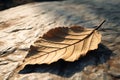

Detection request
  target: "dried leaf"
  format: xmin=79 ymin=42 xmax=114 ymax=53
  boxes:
xmin=23 ymin=26 xmax=101 ymax=66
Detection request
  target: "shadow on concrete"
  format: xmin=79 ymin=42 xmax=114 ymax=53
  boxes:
xmin=0 ymin=0 xmax=64 ymax=10
xmin=35 ymin=0 xmax=64 ymax=2
xmin=66 ymin=0 xmax=120 ymax=27
xmin=19 ymin=44 xmax=113 ymax=77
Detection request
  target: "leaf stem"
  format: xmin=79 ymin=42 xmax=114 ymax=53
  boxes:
xmin=95 ymin=20 xmax=106 ymax=30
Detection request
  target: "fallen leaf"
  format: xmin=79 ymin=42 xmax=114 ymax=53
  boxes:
xmin=23 ymin=25 xmax=101 ymax=66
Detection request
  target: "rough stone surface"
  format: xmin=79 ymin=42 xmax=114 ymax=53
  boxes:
xmin=0 ymin=0 xmax=120 ymax=80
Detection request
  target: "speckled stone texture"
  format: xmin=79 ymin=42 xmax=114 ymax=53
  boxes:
xmin=0 ymin=0 xmax=120 ymax=80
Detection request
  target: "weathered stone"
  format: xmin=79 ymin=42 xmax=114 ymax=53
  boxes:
xmin=108 ymin=57 xmax=120 ymax=78
xmin=0 ymin=62 xmax=19 ymax=80
xmin=0 ymin=0 xmax=120 ymax=80
xmin=83 ymin=66 xmax=97 ymax=74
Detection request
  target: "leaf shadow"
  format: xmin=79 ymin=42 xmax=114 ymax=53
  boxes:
xmin=19 ymin=44 xmax=113 ymax=77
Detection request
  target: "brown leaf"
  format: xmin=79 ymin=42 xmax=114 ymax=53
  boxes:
xmin=23 ymin=26 xmax=101 ymax=66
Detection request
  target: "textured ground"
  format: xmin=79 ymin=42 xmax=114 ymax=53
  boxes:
xmin=0 ymin=0 xmax=120 ymax=80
